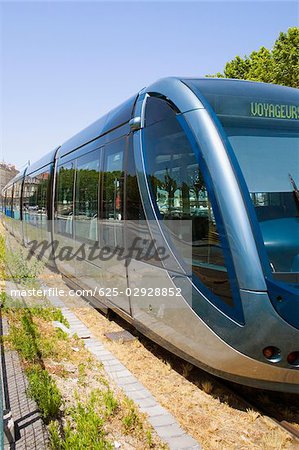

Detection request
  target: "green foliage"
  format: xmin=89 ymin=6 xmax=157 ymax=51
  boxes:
xmin=6 ymin=247 xmax=44 ymax=284
xmin=27 ymin=366 xmax=62 ymax=422
xmin=49 ymin=391 xmax=114 ymax=450
xmin=146 ymin=429 xmax=153 ymax=447
xmin=78 ymin=362 xmax=86 ymax=385
xmin=209 ymin=27 xmax=299 ymax=88
xmin=272 ymin=27 xmax=299 ymax=88
xmin=28 ymin=306 xmax=69 ymax=328
xmin=4 ymin=296 xmax=124 ymax=449
xmin=9 ymin=310 xmax=41 ymax=361
xmin=102 ymin=389 xmax=118 ymax=417
xmin=55 ymin=327 xmax=69 ymax=340
xmin=223 ymin=55 xmax=252 ymax=80
xmin=8 ymin=306 xmax=70 ymax=362
xmin=7 ymin=306 xmax=63 ymax=422
xmin=6 ymin=304 xmax=69 ymax=326
xmin=0 ymin=233 xmax=6 ymax=278
xmin=49 ymin=421 xmax=63 ymax=450
xmin=48 ymin=421 xmax=62 ymax=449
xmin=0 ymin=291 xmax=10 ymax=309
xmin=122 ymin=398 xmax=143 ymax=433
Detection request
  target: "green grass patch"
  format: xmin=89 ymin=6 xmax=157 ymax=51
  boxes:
xmin=0 ymin=233 xmax=6 ymax=279
xmin=7 ymin=306 xmax=70 ymax=362
xmin=9 ymin=310 xmax=41 ymax=361
xmin=122 ymin=397 xmax=143 ymax=434
xmin=102 ymin=389 xmax=118 ymax=418
xmin=0 ymin=291 xmax=8 ymax=307
xmin=27 ymin=366 xmax=62 ymax=422
xmin=24 ymin=305 xmax=69 ymax=328
xmin=6 ymin=247 xmax=43 ymax=285
xmin=48 ymin=389 xmax=118 ymax=449
xmin=6 ymin=306 xmax=65 ymax=423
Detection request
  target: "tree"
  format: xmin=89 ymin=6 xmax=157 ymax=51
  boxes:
xmin=223 ymin=55 xmax=252 ymax=80
xmin=246 ymin=47 xmax=274 ymax=83
xmin=208 ymin=27 xmax=299 ymax=88
xmin=272 ymin=28 xmax=299 ymax=88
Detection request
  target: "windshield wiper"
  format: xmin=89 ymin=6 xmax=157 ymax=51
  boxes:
xmin=289 ymin=173 xmax=299 ymax=205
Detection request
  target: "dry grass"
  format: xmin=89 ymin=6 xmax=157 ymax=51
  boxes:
xmin=246 ymin=409 xmax=260 ymax=423
xmin=201 ymin=380 xmax=214 ymax=395
xmin=260 ymin=429 xmax=291 ymax=450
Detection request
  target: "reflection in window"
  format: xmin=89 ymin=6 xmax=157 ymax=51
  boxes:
xmin=126 ymin=135 xmax=145 ymax=220
xmin=12 ymin=182 xmax=21 ymax=219
xmin=74 ymin=150 xmax=100 ymax=241
xmin=56 ymin=162 xmax=75 ymax=235
xmin=5 ymin=186 xmax=13 ymax=217
xmin=102 ymin=139 xmax=125 ymax=249
xmin=103 ymin=140 xmax=124 ymax=221
xmin=144 ymin=97 xmax=233 ymax=305
xmin=226 ymin=125 xmax=299 ymax=274
xmin=251 ymin=192 xmax=299 ymax=222
xmin=23 ymin=168 xmax=50 ymax=225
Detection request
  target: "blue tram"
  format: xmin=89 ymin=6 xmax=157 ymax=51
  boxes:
xmin=2 ymin=78 xmax=299 ymax=392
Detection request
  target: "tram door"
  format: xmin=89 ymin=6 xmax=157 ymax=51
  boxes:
xmin=100 ymin=137 xmax=131 ymax=315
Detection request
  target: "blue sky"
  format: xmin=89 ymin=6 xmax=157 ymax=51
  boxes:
xmin=1 ymin=1 xmax=298 ymax=169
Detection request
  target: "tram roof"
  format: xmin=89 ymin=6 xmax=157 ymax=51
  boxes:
xmin=182 ymin=77 xmax=299 ymax=103
xmin=58 ymin=95 xmax=137 ymax=159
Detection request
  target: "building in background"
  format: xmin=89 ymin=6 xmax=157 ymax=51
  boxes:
xmin=0 ymin=162 xmax=19 ymax=202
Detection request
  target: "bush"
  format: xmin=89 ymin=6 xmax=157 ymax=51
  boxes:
xmin=6 ymin=248 xmax=43 ymax=284
xmin=27 ymin=366 xmax=62 ymax=422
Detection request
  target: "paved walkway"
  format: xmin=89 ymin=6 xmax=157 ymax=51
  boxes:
xmin=1 ymin=318 xmax=48 ymax=450
xmin=46 ymin=284 xmax=201 ymax=450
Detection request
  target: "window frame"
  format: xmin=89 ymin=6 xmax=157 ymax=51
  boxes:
xmin=101 ymin=136 xmax=126 ymax=222
xmin=73 ymin=147 xmax=101 ymax=243
xmin=55 ymin=159 xmax=76 ymax=237
xmin=142 ymin=95 xmax=243 ymax=322
xmin=23 ymin=165 xmax=52 ymax=223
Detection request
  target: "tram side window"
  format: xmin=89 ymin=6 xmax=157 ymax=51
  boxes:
xmin=144 ymin=97 xmax=233 ymax=306
xmin=12 ymin=181 xmax=21 ymax=220
xmin=36 ymin=171 xmax=50 ymax=219
xmin=74 ymin=149 xmax=100 ymax=242
xmin=56 ymin=161 xmax=75 ymax=236
xmin=126 ymin=135 xmax=145 ymax=220
xmin=23 ymin=167 xmax=51 ymax=225
xmin=102 ymin=138 xmax=125 ymax=248
xmin=6 ymin=186 xmax=13 ymax=217
xmin=1 ymin=193 xmax=5 ymax=214
xmin=103 ymin=139 xmax=124 ymax=221
xmin=23 ymin=176 xmax=38 ymax=216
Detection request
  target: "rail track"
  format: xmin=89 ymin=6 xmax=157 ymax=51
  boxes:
xmin=220 ymin=380 xmax=299 ymax=443
xmin=105 ymin=303 xmax=299 ymax=445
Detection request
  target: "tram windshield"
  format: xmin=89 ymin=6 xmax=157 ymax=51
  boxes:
xmin=183 ymin=79 xmax=299 ymax=280
xmin=225 ymin=120 xmax=299 ymax=277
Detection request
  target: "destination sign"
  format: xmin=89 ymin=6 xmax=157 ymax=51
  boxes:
xmin=250 ymin=102 xmax=299 ymax=120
